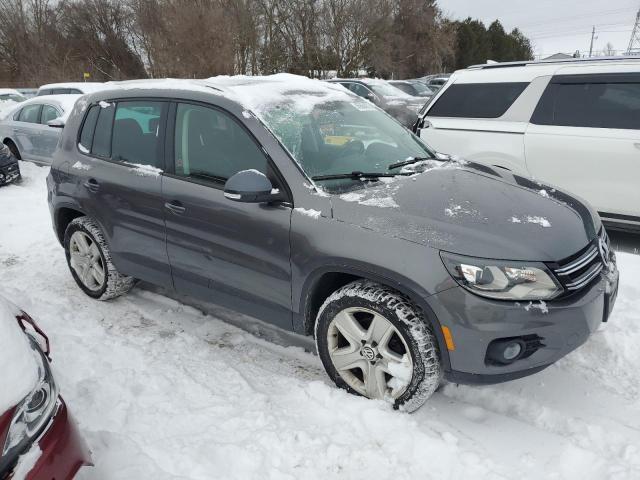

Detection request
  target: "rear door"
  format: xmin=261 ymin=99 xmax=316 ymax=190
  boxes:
xmin=39 ymin=104 xmax=63 ymax=162
xmin=73 ymin=99 xmax=172 ymax=287
xmin=525 ymin=73 xmax=640 ymax=224
xmin=13 ymin=104 xmax=42 ymax=162
xmin=161 ymin=101 xmax=293 ymax=329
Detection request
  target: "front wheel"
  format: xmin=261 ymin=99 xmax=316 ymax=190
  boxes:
xmin=64 ymin=216 xmax=136 ymax=300
xmin=315 ymin=280 xmax=442 ymax=412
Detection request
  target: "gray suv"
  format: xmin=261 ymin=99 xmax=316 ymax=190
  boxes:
xmin=47 ymin=76 xmax=619 ymax=412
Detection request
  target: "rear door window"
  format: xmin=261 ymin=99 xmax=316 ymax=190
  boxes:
xmin=427 ymin=82 xmax=529 ymax=118
xmin=18 ymin=104 xmax=42 ymax=123
xmin=41 ymin=105 xmax=59 ymax=124
xmin=112 ymin=101 xmax=164 ymax=167
xmin=531 ymin=74 xmax=640 ymax=130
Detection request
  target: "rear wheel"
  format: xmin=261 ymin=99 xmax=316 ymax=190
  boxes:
xmin=315 ymin=280 xmax=442 ymax=412
xmin=64 ymin=217 xmax=136 ymax=300
xmin=4 ymin=140 xmax=21 ymax=160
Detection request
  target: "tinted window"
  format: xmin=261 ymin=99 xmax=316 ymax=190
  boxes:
xmin=531 ymin=80 xmax=640 ymax=130
xmin=37 ymin=89 xmax=51 ymax=96
xmin=68 ymin=89 xmax=82 ymax=94
xmin=349 ymin=83 xmax=371 ymax=98
xmin=112 ymin=101 xmax=163 ymax=167
xmin=41 ymin=105 xmax=59 ymax=124
xmin=79 ymin=105 xmax=100 ymax=153
xmin=51 ymin=88 xmax=70 ymax=95
xmin=427 ymin=82 xmax=529 ymax=118
xmin=391 ymin=83 xmax=414 ymax=95
xmin=18 ymin=104 xmax=41 ymax=123
xmin=91 ymin=105 xmax=115 ymax=158
xmin=174 ymin=103 xmax=267 ymax=182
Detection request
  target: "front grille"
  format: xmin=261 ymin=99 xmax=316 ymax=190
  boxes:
xmin=552 ymin=229 xmax=608 ymax=293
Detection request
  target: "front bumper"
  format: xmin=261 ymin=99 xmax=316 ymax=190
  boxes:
xmin=429 ymin=263 xmax=619 ymax=385
xmin=0 ymin=162 xmax=20 ymax=186
xmin=8 ymin=398 xmax=91 ymax=480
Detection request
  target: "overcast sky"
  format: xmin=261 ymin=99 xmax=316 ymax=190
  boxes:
xmin=438 ymin=0 xmax=639 ymax=58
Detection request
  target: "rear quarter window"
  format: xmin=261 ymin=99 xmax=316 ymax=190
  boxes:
xmin=78 ymin=105 xmax=100 ymax=153
xmin=531 ymin=74 xmax=640 ymax=130
xmin=427 ymin=82 xmax=529 ymax=118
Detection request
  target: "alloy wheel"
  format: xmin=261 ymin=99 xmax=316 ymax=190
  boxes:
xmin=69 ymin=231 xmax=106 ymax=291
xmin=327 ymin=307 xmax=413 ymax=401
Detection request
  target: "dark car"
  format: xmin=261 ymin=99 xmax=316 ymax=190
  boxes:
xmin=417 ymin=74 xmax=451 ymax=91
xmin=0 ymin=143 xmax=20 ymax=186
xmin=328 ymin=78 xmax=428 ymax=128
xmin=0 ymin=294 xmax=91 ymax=479
xmin=47 ymin=75 xmax=619 ymax=412
xmin=389 ymin=80 xmax=435 ymax=98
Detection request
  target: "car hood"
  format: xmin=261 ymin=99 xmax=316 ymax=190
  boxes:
xmin=0 ymin=296 xmax=39 ymax=416
xmin=330 ymin=160 xmax=600 ymax=261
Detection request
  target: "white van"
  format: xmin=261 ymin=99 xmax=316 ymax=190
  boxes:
xmin=416 ymin=57 xmax=640 ymax=232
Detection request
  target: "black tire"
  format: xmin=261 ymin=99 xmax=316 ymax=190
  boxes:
xmin=5 ymin=140 xmax=21 ymax=160
xmin=64 ymin=216 xmax=136 ymax=300
xmin=315 ymin=280 xmax=442 ymax=412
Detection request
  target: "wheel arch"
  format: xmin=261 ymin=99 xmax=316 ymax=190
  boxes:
xmin=3 ymin=137 xmax=20 ymax=159
xmin=298 ymin=265 xmax=451 ymax=371
xmin=54 ymin=205 xmax=87 ymax=245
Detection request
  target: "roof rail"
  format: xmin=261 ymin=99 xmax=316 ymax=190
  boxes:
xmin=467 ymin=56 xmax=640 ymax=70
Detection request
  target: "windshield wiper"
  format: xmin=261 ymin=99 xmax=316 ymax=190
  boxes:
xmin=312 ymin=171 xmax=410 ymax=182
xmin=387 ymin=157 xmax=433 ymax=170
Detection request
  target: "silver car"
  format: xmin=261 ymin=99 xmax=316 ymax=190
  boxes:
xmin=0 ymin=95 xmax=80 ymax=165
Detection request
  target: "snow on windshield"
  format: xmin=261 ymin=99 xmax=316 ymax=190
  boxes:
xmin=0 ymin=296 xmax=39 ymax=413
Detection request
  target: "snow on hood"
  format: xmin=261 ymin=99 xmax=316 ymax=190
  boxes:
xmin=330 ymin=160 xmax=599 ymax=261
xmin=0 ymin=295 xmax=39 ymax=413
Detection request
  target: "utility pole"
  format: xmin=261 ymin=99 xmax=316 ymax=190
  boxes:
xmin=627 ymin=8 xmax=640 ymax=55
xmin=589 ymin=26 xmax=596 ymax=57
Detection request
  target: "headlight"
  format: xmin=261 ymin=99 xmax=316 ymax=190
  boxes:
xmin=1 ymin=337 xmax=58 ymax=469
xmin=441 ymin=252 xmax=563 ymax=300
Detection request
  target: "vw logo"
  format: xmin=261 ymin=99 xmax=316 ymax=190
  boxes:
xmin=598 ymin=237 xmax=610 ymax=267
xmin=361 ymin=346 xmax=376 ymax=361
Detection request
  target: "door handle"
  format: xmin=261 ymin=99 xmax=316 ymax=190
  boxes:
xmin=164 ymin=201 xmax=186 ymax=215
xmin=83 ymin=178 xmax=100 ymax=193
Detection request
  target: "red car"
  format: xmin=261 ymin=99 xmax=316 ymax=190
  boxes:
xmin=0 ymin=295 xmax=91 ymax=479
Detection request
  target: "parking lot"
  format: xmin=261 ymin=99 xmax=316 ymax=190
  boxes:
xmin=1 ymin=161 xmax=639 ymax=479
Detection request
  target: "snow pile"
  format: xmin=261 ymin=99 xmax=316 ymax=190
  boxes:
xmin=294 ymin=207 xmax=321 ymax=219
xmin=3 ymin=161 xmax=640 ymax=479
xmin=11 ymin=444 xmax=41 ymax=479
xmin=0 ymin=295 xmax=38 ymax=413
xmin=123 ymin=162 xmax=162 ymax=177
xmin=72 ymin=161 xmax=91 ymax=171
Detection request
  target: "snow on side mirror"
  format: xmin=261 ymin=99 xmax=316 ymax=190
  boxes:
xmin=47 ymin=118 xmax=65 ymax=129
xmin=224 ymin=169 xmax=280 ymax=204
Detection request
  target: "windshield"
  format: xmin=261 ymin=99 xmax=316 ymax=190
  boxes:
xmin=259 ymin=97 xmax=436 ymax=190
xmin=409 ymin=83 xmax=434 ymax=96
xmin=368 ymin=82 xmax=411 ymax=98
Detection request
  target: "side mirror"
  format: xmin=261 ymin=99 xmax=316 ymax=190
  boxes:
xmin=366 ymin=92 xmax=376 ymax=102
xmin=47 ymin=118 xmax=65 ymax=129
xmin=224 ymin=169 xmax=280 ymax=203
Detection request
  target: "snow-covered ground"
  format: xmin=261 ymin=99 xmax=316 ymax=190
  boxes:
xmin=2 ymin=162 xmax=640 ymax=479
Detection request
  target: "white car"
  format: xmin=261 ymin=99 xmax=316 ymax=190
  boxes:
xmin=36 ymin=82 xmax=106 ymax=96
xmin=416 ymin=57 xmax=640 ymax=232
xmin=0 ymin=95 xmax=81 ymax=165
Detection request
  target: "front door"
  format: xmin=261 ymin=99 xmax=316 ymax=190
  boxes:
xmin=162 ymin=102 xmax=293 ymax=329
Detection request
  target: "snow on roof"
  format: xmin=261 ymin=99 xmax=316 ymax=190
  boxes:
xmin=38 ymin=82 xmax=107 ymax=93
xmin=204 ymin=73 xmax=355 ymax=114
xmin=0 ymin=295 xmax=39 ymax=413
xmin=0 ymin=88 xmax=22 ymax=96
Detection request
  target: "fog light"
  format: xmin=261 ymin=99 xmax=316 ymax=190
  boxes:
xmin=486 ymin=338 xmax=527 ymax=365
xmin=503 ymin=342 xmax=522 ymax=360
